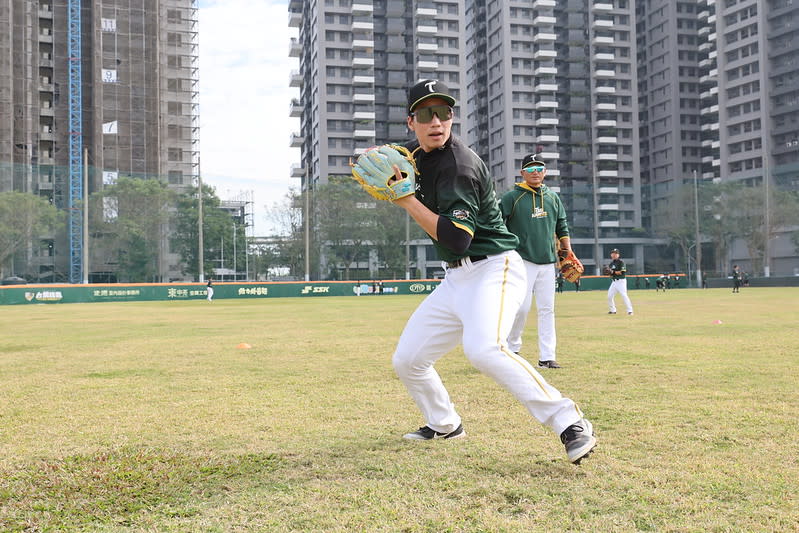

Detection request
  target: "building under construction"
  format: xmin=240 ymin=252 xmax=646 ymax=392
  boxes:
xmin=0 ymin=0 xmax=200 ymax=282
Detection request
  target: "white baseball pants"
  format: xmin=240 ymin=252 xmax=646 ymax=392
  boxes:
xmin=607 ymin=279 xmax=633 ymax=313
xmin=507 ymin=261 xmax=557 ymax=362
xmin=392 ymin=251 xmax=584 ymax=437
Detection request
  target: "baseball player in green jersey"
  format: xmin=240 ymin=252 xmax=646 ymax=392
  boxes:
xmin=500 ymin=154 xmax=573 ymax=369
xmin=388 ymin=79 xmax=596 ymax=464
xmin=606 ymin=249 xmax=634 ymax=315
xmin=732 ymin=264 xmax=742 ymax=293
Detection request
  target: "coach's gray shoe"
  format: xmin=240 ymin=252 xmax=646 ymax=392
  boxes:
xmin=560 ymin=418 xmax=596 ymax=464
xmin=403 ymin=423 xmax=465 ymax=440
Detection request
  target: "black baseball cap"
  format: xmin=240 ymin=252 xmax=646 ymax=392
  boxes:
xmin=521 ymin=154 xmax=546 ymax=169
xmin=610 ymin=248 xmax=620 ymax=254
xmin=408 ymin=79 xmax=456 ymax=114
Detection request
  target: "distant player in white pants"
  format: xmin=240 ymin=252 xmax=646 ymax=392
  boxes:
xmin=606 ymin=249 xmax=633 ymax=315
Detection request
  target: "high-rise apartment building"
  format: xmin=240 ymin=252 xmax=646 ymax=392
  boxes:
xmin=637 ymin=0 xmax=798 ymax=275
xmin=0 ymin=1 xmax=199 ymax=282
xmin=288 ymin=0 xmax=797 ymax=278
xmin=466 ymin=0 xmax=644 ymax=273
xmin=290 ymin=0 xmax=466 ymax=192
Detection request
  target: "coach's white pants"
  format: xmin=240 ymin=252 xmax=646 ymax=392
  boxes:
xmin=607 ymin=279 xmax=633 ymax=313
xmin=206 ymin=287 xmax=214 ymax=301
xmin=507 ymin=261 xmax=557 ymax=362
xmin=392 ymin=251 xmax=583 ymax=437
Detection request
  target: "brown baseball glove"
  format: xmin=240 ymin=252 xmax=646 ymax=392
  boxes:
xmin=558 ymin=249 xmax=585 ymax=283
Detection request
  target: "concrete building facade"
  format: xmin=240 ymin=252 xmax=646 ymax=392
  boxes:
xmin=0 ymin=0 xmax=199 ymax=282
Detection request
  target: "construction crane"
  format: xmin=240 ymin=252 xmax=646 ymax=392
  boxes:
xmin=67 ymin=0 xmax=83 ymax=283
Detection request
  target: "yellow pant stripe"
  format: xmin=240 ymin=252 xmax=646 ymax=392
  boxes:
xmin=495 ymin=256 xmax=553 ymax=400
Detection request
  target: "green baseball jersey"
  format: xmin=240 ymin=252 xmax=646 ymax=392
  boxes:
xmin=405 ymin=136 xmax=518 ymax=263
xmin=608 ymin=258 xmax=626 ymax=279
xmin=499 ymin=183 xmax=569 ymax=264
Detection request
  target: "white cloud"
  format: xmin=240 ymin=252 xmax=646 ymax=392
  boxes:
xmin=198 ymin=0 xmax=300 ymax=235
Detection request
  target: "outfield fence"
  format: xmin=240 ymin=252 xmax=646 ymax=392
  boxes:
xmin=0 ymin=274 xmax=697 ymax=306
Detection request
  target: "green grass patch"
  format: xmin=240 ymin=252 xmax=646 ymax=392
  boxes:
xmin=1 ymin=288 xmax=798 ymax=531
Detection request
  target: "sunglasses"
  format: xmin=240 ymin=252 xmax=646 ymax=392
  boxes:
xmin=411 ymin=105 xmax=453 ymax=123
xmin=523 ymin=166 xmax=545 ymax=173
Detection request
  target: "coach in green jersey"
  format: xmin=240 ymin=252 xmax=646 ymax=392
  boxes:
xmin=500 ymin=154 xmax=574 ymax=369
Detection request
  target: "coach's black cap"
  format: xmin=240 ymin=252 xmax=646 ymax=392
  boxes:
xmin=521 ymin=154 xmax=546 ymax=169
xmin=408 ymin=79 xmax=456 ymax=114
xmin=610 ymin=248 xmax=620 ymax=254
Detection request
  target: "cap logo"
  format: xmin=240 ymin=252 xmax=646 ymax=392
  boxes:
xmin=425 ymin=81 xmax=436 ymax=92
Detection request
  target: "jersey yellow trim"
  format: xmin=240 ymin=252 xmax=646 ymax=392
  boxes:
xmin=451 ymin=220 xmax=474 ymax=236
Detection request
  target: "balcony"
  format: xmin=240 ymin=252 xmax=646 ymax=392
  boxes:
xmin=534 ymin=83 xmax=558 ymax=92
xmin=533 ymin=0 xmax=556 ymax=7
xmin=594 ymin=3 xmax=613 ymax=10
xmin=536 ymin=117 xmax=559 ymax=126
xmin=352 ymin=39 xmax=374 ymax=49
xmin=533 ymin=49 xmax=557 ymax=59
xmin=290 ymin=164 xmax=305 ymax=178
xmin=595 ymin=69 xmax=615 ymax=77
xmin=594 ymin=19 xmax=614 ymax=28
xmin=353 ymin=56 xmax=375 ymax=67
xmin=595 ymin=53 xmax=615 ymax=61
xmin=288 ymin=11 xmax=301 ymax=28
xmin=289 ymin=70 xmax=303 ymax=87
xmin=417 ymin=24 xmax=437 ymax=34
xmin=418 ymin=42 xmax=438 ymax=52
xmin=535 ymin=100 xmax=558 ymax=109
xmin=536 ymin=134 xmax=560 ymax=142
xmin=592 ymin=36 xmax=614 ymax=45
xmin=533 ymin=32 xmax=557 ymax=42
xmin=289 ymin=132 xmax=303 ymax=147
xmin=353 ymin=129 xmax=376 ymax=139
xmin=353 ymin=111 xmax=376 ymax=119
xmin=599 ymin=203 xmax=620 ymax=210
xmin=289 ymin=98 xmax=302 ymax=117
xmin=598 ymin=170 xmax=618 ymax=178
xmin=596 ymin=86 xmax=615 ymax=94
xmin=596 ymin=119 xmax=617 ymax=127
xmin=539 ymin=151 xmax=560 ymax=159
xmin=597 ymin=153 xmax=618 ymax=160
xmin=39 ymin=6 xmax=53 ymax=19
xmin=352 ymin=3 xmax=374 ymax=14
xmin=596 ymin=136 xmax=618 ymax=143
xmin=533 ymin=16 xmax=556 ymax=25
xmin=599 ymin=220 xmax=620 ymax=228
xmin=289 ymin=37 xmax=301 ymax=57
xmin=595 ymin=102 xmax=616 ymax=110
xmin=534 ymin=66 xmax=558 ymax=75
xmin=352 ymin=75 xmax=375 ymax=85
xmin=418 ymin=60 xmax=439 ymax=70
xmin=352 ymin=20 xmax=374 ymax=31
xmin=353 ymin=93 xmax=375 ymax=102
xmin=416 ymin=7 xmax=437 ymax=17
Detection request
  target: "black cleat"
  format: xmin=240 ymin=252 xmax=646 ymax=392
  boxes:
xmin=538 ymin=360 xmax=562 ymax=369
xmin=560 ymin=418 xmax=597 ymax=464
xmin=403 ymin=423 xmax=466 ymax=440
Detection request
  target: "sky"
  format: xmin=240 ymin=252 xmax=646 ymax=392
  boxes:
xmin=197 ymin=0 xmax=300 ymax=236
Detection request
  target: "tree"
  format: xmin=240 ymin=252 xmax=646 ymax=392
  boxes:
xmin=314 ymin=177 xmax=375 ymax=280
xmin=172 ymin=183 xmax=236 ymax=280
xmin=88 ymin=177 xmax=174 ymax=282
xmin=265 ymin=189 xmax=308 ymax=279
xmin=371 ymin=200 xmax=427 ymax=279
xmin=0 ymin=191 xmax=63 ymax=278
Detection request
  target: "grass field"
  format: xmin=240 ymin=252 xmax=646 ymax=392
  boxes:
xmin=1 ymin=287 xmax=798 ymax=532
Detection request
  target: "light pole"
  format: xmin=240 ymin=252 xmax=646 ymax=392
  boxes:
xmin=693 ymin=170 xmax=702 ymax=288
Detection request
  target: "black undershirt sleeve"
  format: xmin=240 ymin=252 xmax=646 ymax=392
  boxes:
xmin=436 ymin=216 xmax=472 ymax=255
